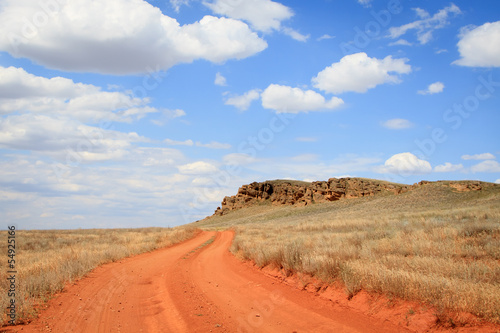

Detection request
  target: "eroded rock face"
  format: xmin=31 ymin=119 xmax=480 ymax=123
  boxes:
xmin=212 ymin=178 xmax=495 ymax=216
xmin=213 ymin=178 xmax=411 ymax=216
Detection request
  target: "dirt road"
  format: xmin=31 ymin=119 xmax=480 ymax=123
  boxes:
xmin=5 ymin=231 xmax=409 ymax=332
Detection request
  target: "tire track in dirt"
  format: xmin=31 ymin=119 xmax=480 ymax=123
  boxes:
xmin=3 ymin=230 xmax=410 ymax=332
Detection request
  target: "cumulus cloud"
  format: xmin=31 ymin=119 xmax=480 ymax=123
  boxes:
xmin=434 ymin=163 xmax=464 ymax=172
xmin=0 ymin=114 xmax=146 ymax=162
xmin=495 ymin=179 xmax=500 ymax=184
xmin=418 ymin=81 xmax=445 ymax=95
xmin=178 ymin=161 xmax=218 ymax=175
xmin=454 ymin=21 xmax=500 ymax=67
xmin=381 ymin=118 xmax=413 ymax=130
xmin=470 ymin=160 xmax=500 ymax=173
xmin=378 ymin=152 xmax=432 ymax=175
xmin=0 ymin=66 xmax=157 ymax=123
xmin=204 ymin=0 xmax=293 ymax=33
xmin=388 ymin=4 xmax=461 ymax=44
xmin=461 ymin=153 xmax=495 ymax=160
xmin=0 ymin=152 xmax=207 ymax=229
xmin=225 ymin=89 xmax=261 ymax=111
xmin=312 ymin=53 xmax=411 ymax=94
xmin=214 ymin=72 xmax=227 ymax=86
xmin=261 ymin=84 xmax=344 ymax=113
xmin=0 ymin=0 xmax=267 ymax=74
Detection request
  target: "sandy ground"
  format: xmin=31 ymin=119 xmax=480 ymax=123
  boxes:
xmin=0 ymin=231 xmax=456 ymax=332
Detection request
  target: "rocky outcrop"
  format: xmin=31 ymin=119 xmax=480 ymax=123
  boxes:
xmin=213 ymin=178 xmax=411 ymax=216
xmin=212 ymin=178 xmax=495 ymax=216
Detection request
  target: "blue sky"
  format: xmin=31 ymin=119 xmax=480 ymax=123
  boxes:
xmin=0 ymin=0 xmax=499 ymax=229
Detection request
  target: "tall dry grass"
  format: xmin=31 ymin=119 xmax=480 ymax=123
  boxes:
xmin=0 ymin=226 xmax=197 ymax=326
xmin=197 ymin=182 xmax=500 ymax=323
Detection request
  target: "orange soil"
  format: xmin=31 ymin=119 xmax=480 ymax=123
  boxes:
xmin=2 ymin=231 xmax=497 ymax=332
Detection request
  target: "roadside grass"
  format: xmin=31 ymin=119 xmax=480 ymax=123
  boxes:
xmin=0 ymin=226 xmax=198 ymax=326
xmin=195 ymin=182 xmax=500 ymax=323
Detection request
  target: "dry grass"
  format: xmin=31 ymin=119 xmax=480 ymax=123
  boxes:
xmin=195 ymin=182 xmax=500 ymax=323
xmin=0 ymin=226 xmax=198 ymax=326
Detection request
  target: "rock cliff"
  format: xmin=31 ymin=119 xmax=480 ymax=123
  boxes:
xmin=212 ymin=178 xmax=491 ymax=216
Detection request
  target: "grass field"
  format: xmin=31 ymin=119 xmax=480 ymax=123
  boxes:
xmin=0 ymin=226 xmax=197 ymax=325
xmin=195 ymin=181 xmax=500 ymax=324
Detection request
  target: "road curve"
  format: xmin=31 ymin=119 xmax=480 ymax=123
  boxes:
xmin=4 ymin=231 xmax=409 ymax=332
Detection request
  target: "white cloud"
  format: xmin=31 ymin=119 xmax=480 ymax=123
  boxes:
xmin=223 ymin=153 xmax=257 ymax=165
xmin=434 ymin=163 xmax=464 ymax=172
xmin=215 ymin=72 xmax=227 ymax=86
xmin=261 ymin=84 xmax=344 ymax=113
xmin=195 ymin=141 xmax=231 ymax=149
xmin=178 ymin=161 xmax=218 ymax=175
xmin=436 ymin=49 xmax=448 ymax=54
xmin=151 ymin=109 xmax=186 ymax=126
xmin=357 ymin=0 xmax=372 ymax=6
xmin=495 ymin=179 xmax=500 ymax=184
xmin=388 ymin=4 xmax=461 ymax=44
xmin=312 ymin=53 xmax=411 ymax=94
xmin=389 ymin=39 xmax=413 ymax=46
xmin=418 ymin=81 xmax=445 ymax=95
xmin=282 ymin=27 xmax=310 ymax=42
xmin=164 ymin=139 xmax=195 ymax=146
xmin=0 ymin=66 xmax=157 ymax=123
xmin=471 ymin=160 xmax=500 ymax=173
xmin=170 ymin=0 xmax=190 ymax=12
xmin=164 ymin=139 xmax=230 ymax=149
xmin=0 ymin=0 xmax=267 ymax=74
xmin=454 ymin=21 xmax=500 ymax=67
xmin=0 ymin=114 xmax=146 ymax=162
xmin=204 ymin=0 xmax=293 ymax=33
xmin=317 ymin=34 xmax=335 ymax=41
xmin=0 ymin=153 xmax=205 ymax=229
xmin=225 ymin=89 xmax=261 ymax=111
xmin=191 ymin=177 xmax=215 ymax=187
xmin=381 ymin=118 xmax=413 ymax=130
xmin=461 ymin=153 xmax=495 ymax=161
xmin=378 ymin=152 xmax=432 ymax=175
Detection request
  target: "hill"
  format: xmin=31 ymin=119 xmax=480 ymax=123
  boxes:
xmin=211 ymin=177 xmax=493 ymax=216
xmin=194 ymin=178 xmax=500 ymax=328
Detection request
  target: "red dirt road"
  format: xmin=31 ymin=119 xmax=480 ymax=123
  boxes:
xmin=4 ymin=231 xmax=411 ymax=332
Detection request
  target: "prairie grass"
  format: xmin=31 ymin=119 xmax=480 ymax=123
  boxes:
xmin=0 ymin=226 xmax=197 ymax=326
xmin=196 ymin=182 xmax=500 ymax=323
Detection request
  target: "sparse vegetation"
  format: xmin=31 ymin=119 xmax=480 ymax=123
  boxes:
xmin=0 ymin=226 xmax=198 ymax=326
xmin=195 ymin=182 xmax=500 ymax=323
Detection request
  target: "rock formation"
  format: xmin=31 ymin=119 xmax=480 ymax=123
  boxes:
xmin=213 ymin=178 xmax=492 ymax=216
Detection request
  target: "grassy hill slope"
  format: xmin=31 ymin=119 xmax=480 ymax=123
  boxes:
xmin=193 ymin=180 xmax=500 ymax=323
